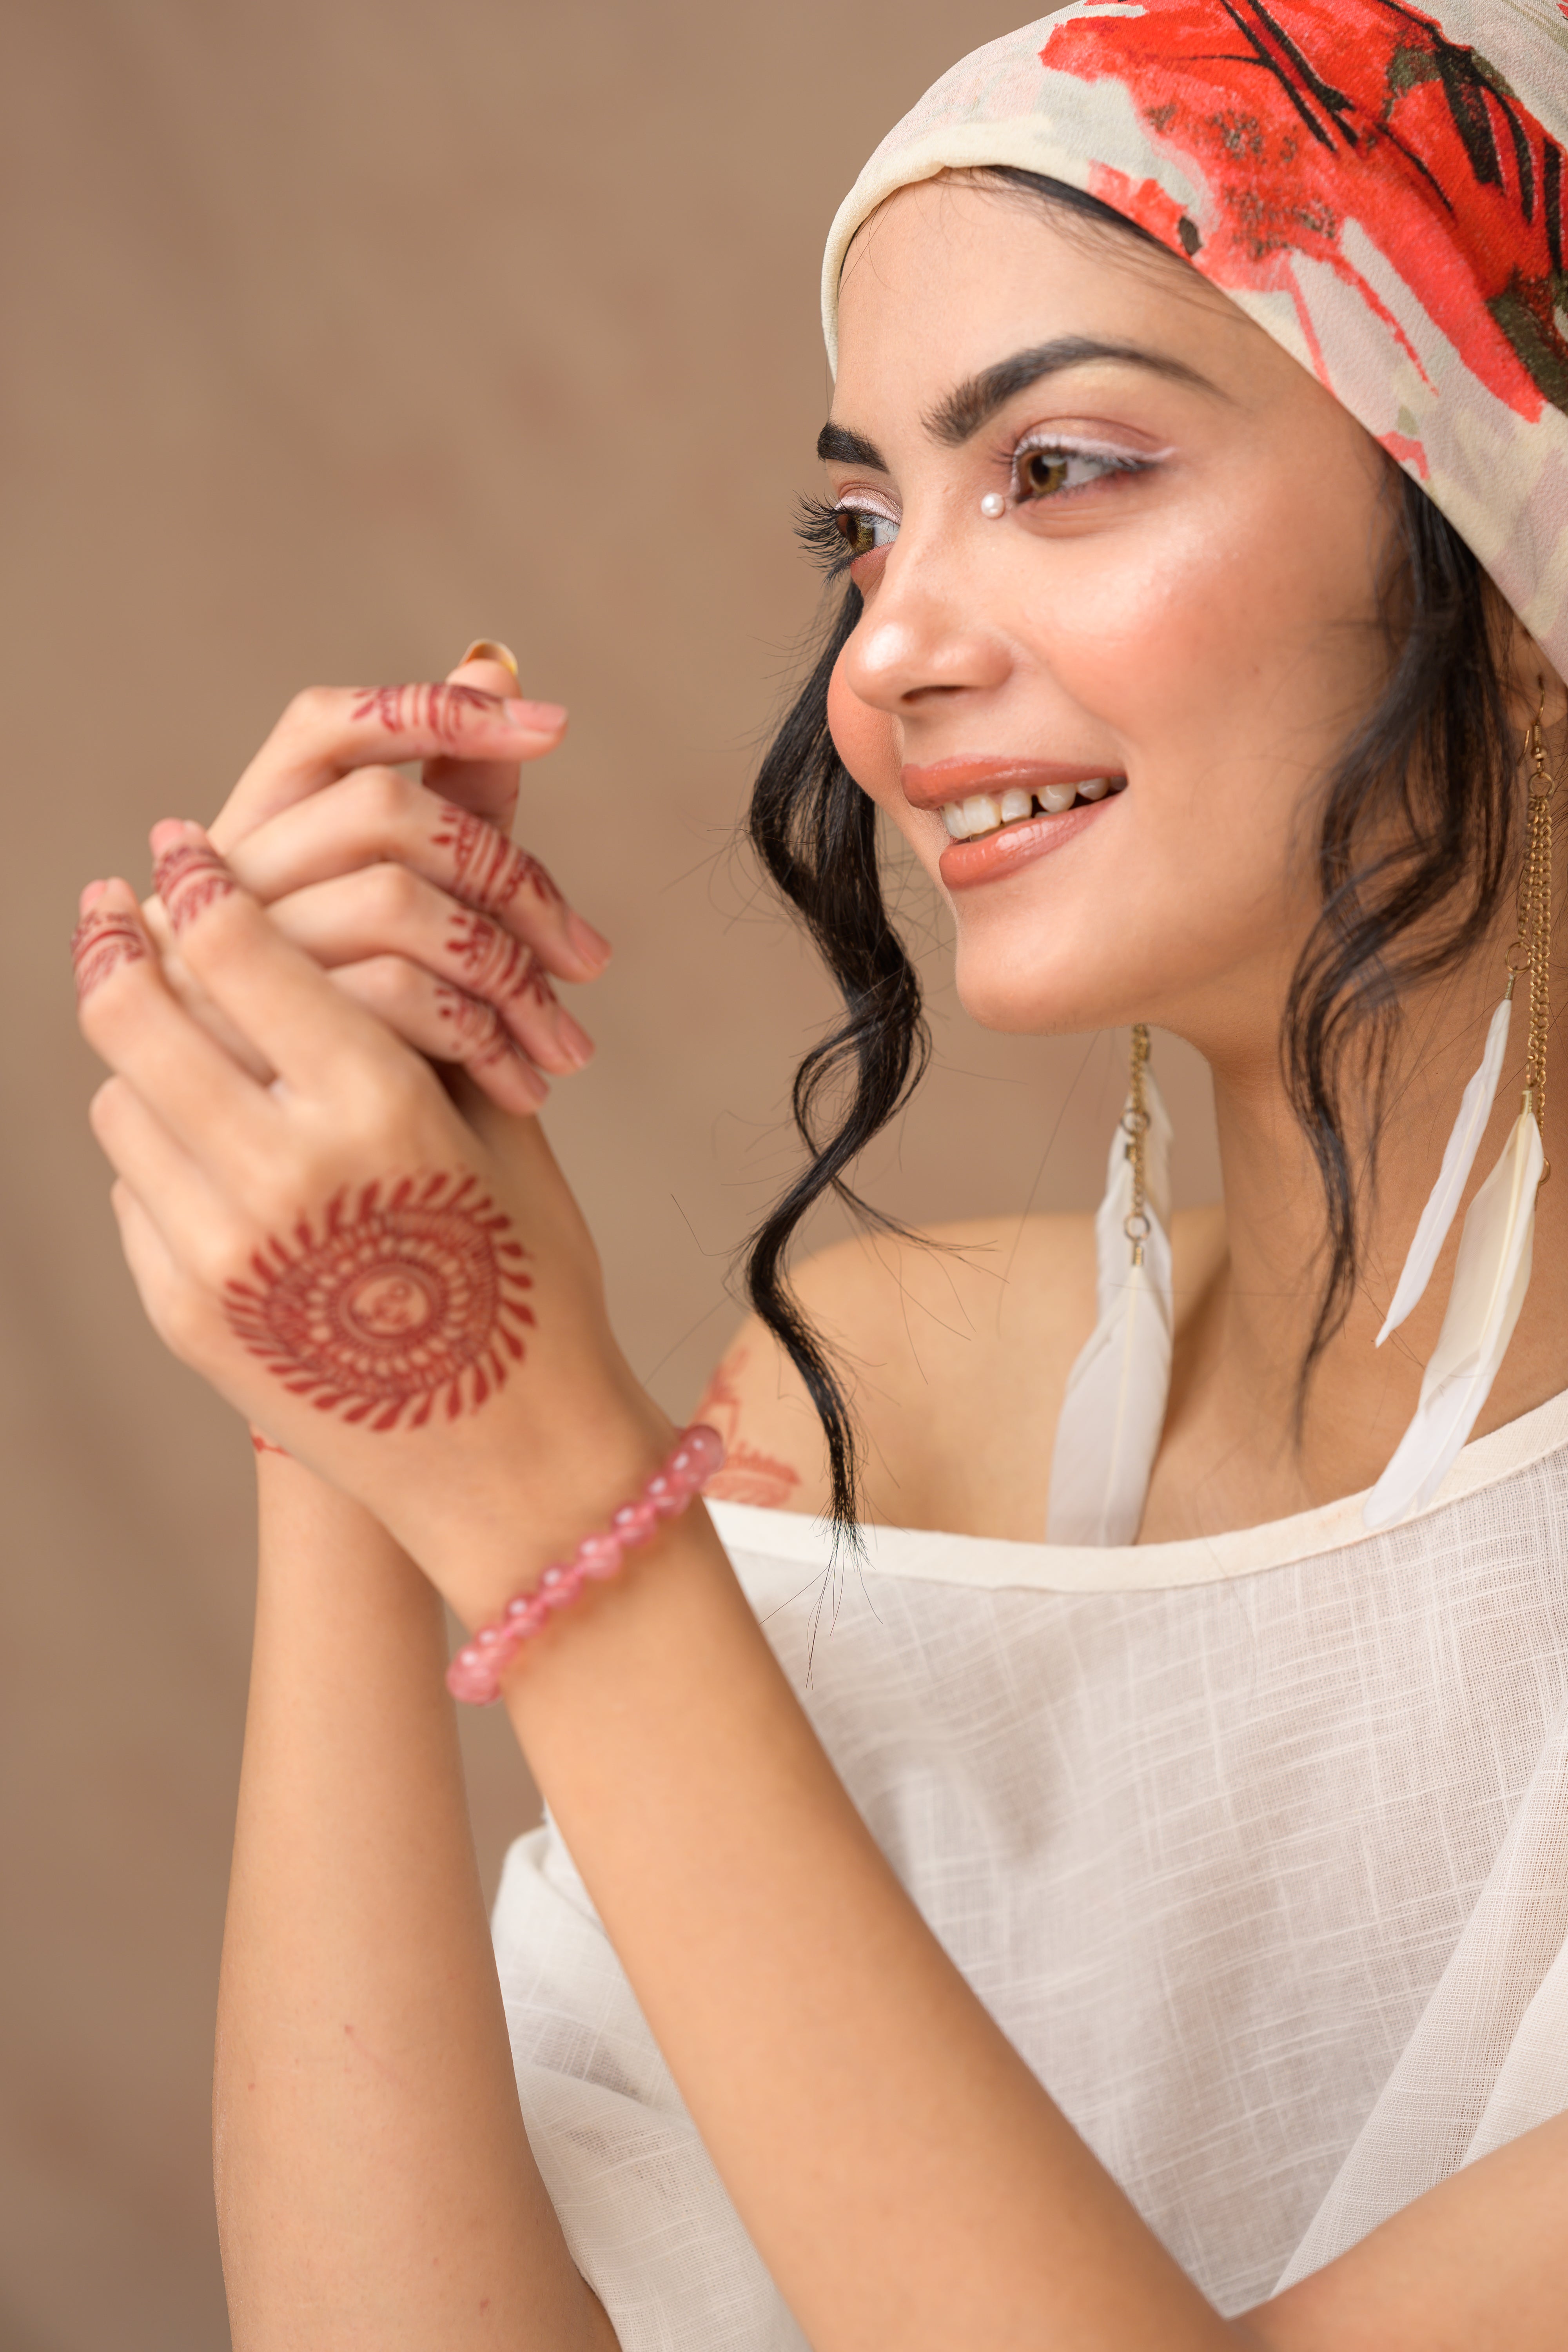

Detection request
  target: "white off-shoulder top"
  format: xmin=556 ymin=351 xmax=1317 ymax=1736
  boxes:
xmin=491 ymin=1393 xmax=1568 ymax=2351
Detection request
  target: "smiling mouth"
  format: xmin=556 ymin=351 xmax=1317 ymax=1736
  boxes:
xmin=940 ymin=777 xmax=1127 ymax=840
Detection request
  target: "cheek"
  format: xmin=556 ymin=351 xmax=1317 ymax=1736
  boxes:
xmin=826 ymin=658 xmax=900 ymax=804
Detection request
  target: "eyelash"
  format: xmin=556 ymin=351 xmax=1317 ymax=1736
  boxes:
xmin=796 ymin=443 xmax=1156 ymax=578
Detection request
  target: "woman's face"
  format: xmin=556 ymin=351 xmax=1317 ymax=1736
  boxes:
xmin=824 ymin=176 xmax=1397 ymax=1060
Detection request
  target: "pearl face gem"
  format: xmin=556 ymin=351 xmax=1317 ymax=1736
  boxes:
xmin=979 ymin=492 xmax=1006 ymax=518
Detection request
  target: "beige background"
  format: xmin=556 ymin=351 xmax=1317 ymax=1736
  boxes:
xmin=0 ymin=5 xmax=1219 ymax=2344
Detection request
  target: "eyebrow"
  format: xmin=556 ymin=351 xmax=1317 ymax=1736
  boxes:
xmin=817 ymin=335 xmax=1227 ymax=471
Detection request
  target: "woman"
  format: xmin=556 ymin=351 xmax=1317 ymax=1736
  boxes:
xmin=73 ymin=4 xmax=1568 ymax=2346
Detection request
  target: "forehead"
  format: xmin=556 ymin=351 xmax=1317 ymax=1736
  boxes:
xmin=833 ymin=175 xmax=1261 ymax=404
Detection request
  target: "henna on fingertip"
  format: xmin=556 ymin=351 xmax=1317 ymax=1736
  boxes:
xmin=151 ymin=822 xmax=239 ymax=936
xmin=429 ymin=799 xmax=612 ymax=975
xmin=431 ymin=800 xmax=564 ymax=920
xmin=351 ymin=682 xmax=565 ymax=749
xmin=432 ymin=982 xmax=551 ymax=1109
xmin=72 ymin=884 xmax=152 ymax=1004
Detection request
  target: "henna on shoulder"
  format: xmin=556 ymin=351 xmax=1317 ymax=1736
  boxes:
xmin=693 ymin=1348 xmax=806 ymax=1510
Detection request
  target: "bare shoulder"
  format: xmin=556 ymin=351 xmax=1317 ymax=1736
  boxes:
xmin=692 ymin=1204 xmax=1226 ymax=1538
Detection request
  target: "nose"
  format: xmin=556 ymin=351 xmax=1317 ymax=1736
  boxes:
xmin=835 ymin=527 xmax=1014 ymax=718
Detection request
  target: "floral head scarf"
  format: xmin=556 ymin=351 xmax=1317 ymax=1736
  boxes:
xmin=822 ymin=1 xmax=1568 ymax=674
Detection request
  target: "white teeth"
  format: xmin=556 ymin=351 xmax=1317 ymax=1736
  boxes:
xmin=938 ymin=778 xmax=1126 ymax=838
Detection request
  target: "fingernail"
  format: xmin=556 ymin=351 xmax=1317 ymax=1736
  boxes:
xmin=567 ymin=911 xmax=612 ymax=971
xmin=460 ymin=638 xmax=520 ymax=678
xmin=150 ymin=820 xmax=237 ymax=936
xmin=78 ymin=879 xmax=108 ymax=916
xmin=556 ymin=1010 xmax=595 ymax=1069
xmin=503 ymin=697 xmax=568 ymax=732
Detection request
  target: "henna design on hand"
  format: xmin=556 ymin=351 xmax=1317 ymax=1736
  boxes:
xmin=223 ymin=1171 xmax=535 ymax=1430
xmin=352 ymin=683 xmax=496 ymax=747
xmin=692 ymin=1352 xmax=803 ymax=1509
xmin=447 ymin=909 xmax=556 ymax=1013
xmin=71 ymin=907 xmax=149 ymax=1002
xmin=430 ymin=802 xmax=563 ymax=918
xmin=432 ymin=981 xmax=517 ymax=1074
xmin=250 ymin=1430 xmax=289 ymax=1457
xmin=153 ymin=838 xmax=238 ymax=936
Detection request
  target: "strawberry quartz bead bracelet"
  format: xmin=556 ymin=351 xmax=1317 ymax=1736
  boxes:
xmin=445 ymin=1424 xmax=726 ymax=1705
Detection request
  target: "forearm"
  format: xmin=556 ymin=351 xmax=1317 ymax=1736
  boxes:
xmin=216 ymin=1455 xmax=612 ymax=2352
xmin=502 ymin=1507 xmax=1243 ymax=2352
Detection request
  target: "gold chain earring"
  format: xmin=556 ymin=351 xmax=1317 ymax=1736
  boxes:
xmin=1512 ymin=691 xmax=1557 ymax=1178
xmin=1367 ymin=688 xmax=1555 ymax=1529
xmin=1122 ymin=1023 xmax=1153 ymax=1269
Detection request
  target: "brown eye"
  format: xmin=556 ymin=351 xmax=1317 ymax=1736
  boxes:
xmin=1019 ymin=450 xmax=1071 ymax=499
xmin=833 ymin=507 xmax=886 ymax=557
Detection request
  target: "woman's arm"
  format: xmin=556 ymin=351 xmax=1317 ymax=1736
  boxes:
xmin=215 ymin=1450 xmax=616 ymax=2352
xmin=80 ymin=829 xmax=1568 ymax=2352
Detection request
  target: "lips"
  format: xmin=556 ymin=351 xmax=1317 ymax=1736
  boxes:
xmin=901 ymin=757 xmax=1127 ymax=891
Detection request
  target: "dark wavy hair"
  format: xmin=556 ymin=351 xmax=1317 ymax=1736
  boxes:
xmin=745 ymin=172 xmax=1519 ymax=1532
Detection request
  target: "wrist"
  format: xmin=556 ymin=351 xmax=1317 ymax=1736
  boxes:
xmin=446 ymin=1422 xmax=726 ymax=1704
xmin=387 ymin=1378 xmax=679 ymax=1628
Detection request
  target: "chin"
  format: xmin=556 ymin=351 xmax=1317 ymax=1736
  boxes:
xmin=952 ymin=947 xmax=1122 ymax=1038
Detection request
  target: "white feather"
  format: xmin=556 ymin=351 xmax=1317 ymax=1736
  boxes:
xmin=1363 ymin=1103 xmax=1542 ymax=1532
xmin=1046 ymin=1073 xmax=1174 ymax=1546
xmin=1376 ymin=991 xmax=1514 ymax=1345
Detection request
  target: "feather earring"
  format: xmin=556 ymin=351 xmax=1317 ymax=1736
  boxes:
xmin=1374 ymin=988 xmax=1514 ymax=1347
xmin=1365 ymin=704 xmax=1557 ymax=1531
xmin=1047 ymin=1026 xmax=1173 ymax=1546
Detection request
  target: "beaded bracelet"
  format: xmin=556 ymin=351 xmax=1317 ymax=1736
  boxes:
xmin=445 ymin=1424 xmax=726 ymax=1705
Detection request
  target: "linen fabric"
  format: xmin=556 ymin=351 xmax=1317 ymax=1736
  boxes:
xmin=821 ymin=0 xmax=1568 ymax=677
xmin=493 ymin=1395 xmax=1568 ymax=2346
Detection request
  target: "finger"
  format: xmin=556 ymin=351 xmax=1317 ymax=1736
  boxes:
xmin=73 ymin=880 xmax=277 ymax=1154
xmin=228 ymin=765 xmax=611 ymax=981
xmin=89 ymin=1074 xmax=238 ymax=1251
xmin=422 ymin=642 xmax=525 ymax=831
xmin=328 ymin=955 xmax=550 ymax=1117
xmin=147 ymin=821 xmax=426 ymax=1097
xmin=209 ymin=678 xmax=568 ymax=849
xmin=263 ymin=865 xmax=595 ymax=1075
xmin=109 ymin=1176 xmax=186 ymax=1336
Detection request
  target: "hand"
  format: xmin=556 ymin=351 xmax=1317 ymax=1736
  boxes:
xmin=146 ymin=650 xmax=612 ymax=1117
xmin=76 ymin=828 xmax=668 ymax=1623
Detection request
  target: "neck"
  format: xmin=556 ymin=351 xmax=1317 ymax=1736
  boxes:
xmin=1142 ymin=939 xmax=1568 ymax=1541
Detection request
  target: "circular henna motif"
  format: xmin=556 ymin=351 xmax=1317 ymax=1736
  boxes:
xmin=223 ymin=1172 xmax=534 ymax=1430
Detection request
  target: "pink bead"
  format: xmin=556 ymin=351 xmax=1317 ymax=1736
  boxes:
xmin=539 ymin=1562 xmax=584 ymax=1611
xmin=445 ymin=1647 xmax=501 ymax=1706
xmin=677 ymin=1423 xmax=726 ymax=1481
xmin=504 ymin=1592 xmax=549 ymax=1636
xmin=576 ymin=1531 xmax=624 ymax=1581
xmin=611 ymin=1497 xmax=659 ymax=1546
xmin=644 ymin=1470 xmax=685 ymax=1518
